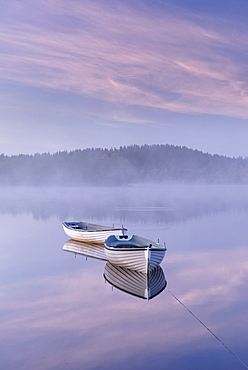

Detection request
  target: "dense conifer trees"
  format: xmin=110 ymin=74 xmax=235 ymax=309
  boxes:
xmin=0 ymin=145 xmax=247 ymax=185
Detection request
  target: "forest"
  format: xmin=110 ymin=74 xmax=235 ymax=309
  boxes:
xmin=0 ymin=144 xmax=247 ymax=186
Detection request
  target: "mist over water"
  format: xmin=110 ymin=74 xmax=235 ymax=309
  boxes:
xmin=0 ymin=183 xmax=248 ymax=369
xmin=1 ymin=183 xmax=248 ymax=222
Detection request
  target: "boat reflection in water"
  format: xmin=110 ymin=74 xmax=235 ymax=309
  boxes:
xmin=63 ymin=239 xmax=167 ymax=300
xmin=63 ymin=239 xmax=107 ymax=261
xmin=104 ymin=262 xmax=167 ymax=300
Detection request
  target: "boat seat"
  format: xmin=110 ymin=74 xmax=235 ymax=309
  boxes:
xmin=110 ymin=242 xmax=149 ymax=248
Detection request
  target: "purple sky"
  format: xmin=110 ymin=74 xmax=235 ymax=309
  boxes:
xmin=1 ymin=0 xmax=248 ymax=157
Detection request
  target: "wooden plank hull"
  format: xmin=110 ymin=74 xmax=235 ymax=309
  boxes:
xmin=104 ymin=262 xmax=167 ymax=300
xmin=63 ymin=239 xmax=107 ymax=261
xmin=104 ymin=248 xmax=165 ymax=273
xmin=104 ymin=235 xmax=166 ymax=273
xmin=62 ymin=222 xmax=127 ymax=243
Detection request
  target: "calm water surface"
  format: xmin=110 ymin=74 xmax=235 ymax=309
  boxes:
xmin=0 ymin=184 xmax=248 ymax=370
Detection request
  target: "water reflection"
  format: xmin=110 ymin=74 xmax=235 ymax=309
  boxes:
xmin=104 ymin=262 xmax=167 ymax=300
xmin=63 ymin=239 xmax=167 ymax=300
xmin=63 ymin=239 xmax=107 ymax=261
xmin=1 ymin=192 xmax=248 ymax=369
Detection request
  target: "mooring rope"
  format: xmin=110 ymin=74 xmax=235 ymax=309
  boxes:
xmin=169 ymin=290 xmax=248 ymax=369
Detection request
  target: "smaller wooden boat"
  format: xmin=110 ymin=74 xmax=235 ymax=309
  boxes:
xmin=104 ymin=262 xmax=167 ymax=300
xmin=63 ymin=239 xmax=107 ymax=261
xmin=62 ymin=221 xmax=127 ymax=243
xmin=104 ymin=234 xmax=166 ymax=273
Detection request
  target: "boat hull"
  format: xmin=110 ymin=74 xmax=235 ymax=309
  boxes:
xmin=62 ymin=222 xmax=126 ymax=243
xmin=104 ymin=245 xmax=165 ymax=273
xmin=104 ymin=234 xmax=166 ymax=273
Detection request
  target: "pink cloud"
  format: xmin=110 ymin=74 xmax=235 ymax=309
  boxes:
xmin=0 ymin=0 xmax=248 ymax=121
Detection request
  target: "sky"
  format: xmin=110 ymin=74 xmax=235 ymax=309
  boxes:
xmin=1 ymin=0 xmax=248 ymax=157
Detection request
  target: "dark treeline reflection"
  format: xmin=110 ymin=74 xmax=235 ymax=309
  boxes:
xmin=1 ymin=144 xmax=248 ymax=186
xmin=1 ymin=184 xmax=248 ymax=223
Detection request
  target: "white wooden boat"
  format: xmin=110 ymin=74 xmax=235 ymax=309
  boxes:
xmin=63 ymin=239 xmax=107 ymax=261
xmin=104 ymin=262 xmax=167 ymax=300
xmin=62 ymin=221 xmax=127 ymax=243
xmin=104 ymin=235 xmax=166 ymax=273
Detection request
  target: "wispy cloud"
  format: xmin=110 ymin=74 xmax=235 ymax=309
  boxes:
xmin=1 ymin=0 xmax=248 ymax=121
xmin=169 ymin=247 xmax=248 ymax=306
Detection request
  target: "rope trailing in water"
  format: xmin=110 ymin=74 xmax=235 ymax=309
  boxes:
xmin=169 ymin=290 xmax=248 ymax=369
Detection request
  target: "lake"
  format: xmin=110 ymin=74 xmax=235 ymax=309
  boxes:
xmin=0 ymin=184 xmax=248 ymax=370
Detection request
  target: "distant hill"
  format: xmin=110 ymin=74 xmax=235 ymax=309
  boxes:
xmin=0 ymin=144 xmax=247 ymax=185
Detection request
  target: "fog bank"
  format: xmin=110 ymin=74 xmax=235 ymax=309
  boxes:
xmin=1 ymin=184 xmax=248 ymax=224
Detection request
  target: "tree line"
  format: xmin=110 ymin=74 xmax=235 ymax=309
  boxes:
xmin=0 ymin=144 xmax=247 ymax=185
